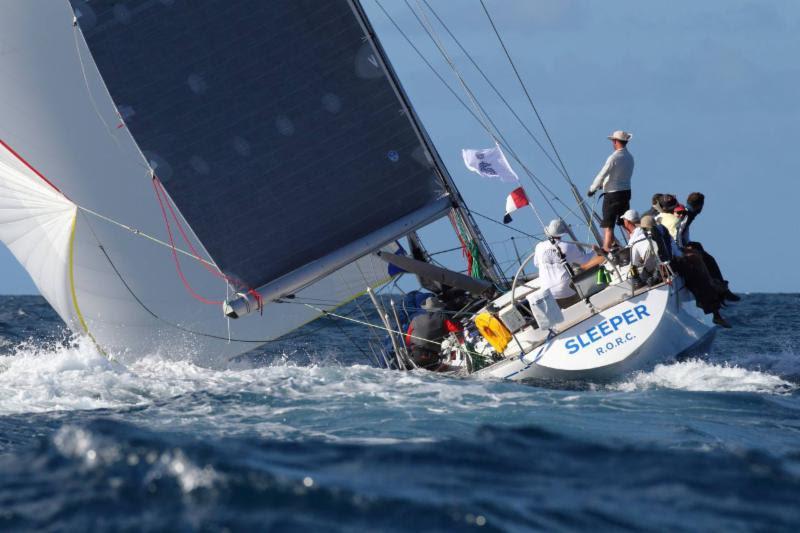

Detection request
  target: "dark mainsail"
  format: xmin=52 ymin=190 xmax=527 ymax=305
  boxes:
xmin=71 ymin=0 xmax=449 ymax=293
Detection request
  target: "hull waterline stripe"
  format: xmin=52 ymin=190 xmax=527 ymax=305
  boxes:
xmin=68 ymin=212 xmax=108 ymax=358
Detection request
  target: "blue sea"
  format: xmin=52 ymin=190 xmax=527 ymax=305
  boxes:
xmin=0 ymin=294 xmax=798 ymax=531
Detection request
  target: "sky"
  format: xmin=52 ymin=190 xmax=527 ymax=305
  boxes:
xmin=0 ymin=0 xmax=797 ymax=293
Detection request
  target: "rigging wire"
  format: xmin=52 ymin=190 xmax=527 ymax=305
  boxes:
xmin=71 ymin=17 xmax=122 ymax=146
xmin=408 ymin=0 xmax=547 ymax=229
xmin=76 ymin=204 xmax=217 ymax=268
xmin=86 ymin=219 xmax=394 ymax=347
xmin=476 ymin=0 xmax=571 ymax=182
xmin=345 ymin=263 xmax=388 ymax=351
xmin=420 ymin=0 xmax=566 ymax=181
xmin=467 ymin=209 xmax=543 ymax=240
xmin=421 ymin=0 xmax=603 ymax=228
xmin=378 ymin=0 xmax=591 ymax=229
xmin=476 ymin=0 xmax=598 ymax=233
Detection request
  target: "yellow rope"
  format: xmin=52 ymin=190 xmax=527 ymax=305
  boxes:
xmin=68 ymin=210 xmax=110 ymax=359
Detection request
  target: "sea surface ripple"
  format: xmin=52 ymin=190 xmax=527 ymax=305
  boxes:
xmin=0 ymin=294 xmax=798 ymax=531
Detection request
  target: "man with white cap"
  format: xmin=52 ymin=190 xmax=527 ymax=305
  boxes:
xmin=588 ymin=130 xmax=635 ymax=252
xmin=533 ymin=219 xmax=606 ymax=308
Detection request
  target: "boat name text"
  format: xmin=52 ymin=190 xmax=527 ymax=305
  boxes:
xmin=564 ymin=304 xmax=650 ymax=355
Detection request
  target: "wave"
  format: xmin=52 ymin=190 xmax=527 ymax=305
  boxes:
xmin=3 ymin=417 xmax=799 ymax=532
xmin=2 ymin=336 xmax=796 ymax=420
xmin=0 ymin=337 xmax=532 ymax=421
xmin=612 ymin=358 xmax=797 ymax=394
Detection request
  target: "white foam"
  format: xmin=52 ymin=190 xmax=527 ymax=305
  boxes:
xmin=612 ymin=359 xmax=796 ymax=394
xmin=0 ymin=337 xmax=534 ymax=420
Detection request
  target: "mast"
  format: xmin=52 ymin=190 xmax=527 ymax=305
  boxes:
xmin=348 ymin=0 xmax=506 ymax=287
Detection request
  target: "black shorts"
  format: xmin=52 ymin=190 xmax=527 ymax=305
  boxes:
xmin=601 ymin=190 xmax=631 ymax=228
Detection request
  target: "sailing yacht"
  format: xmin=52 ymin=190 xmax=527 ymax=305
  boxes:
xmin=0 ymin=0 xmax=716 ymax=379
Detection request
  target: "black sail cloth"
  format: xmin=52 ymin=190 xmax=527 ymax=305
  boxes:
xmin=72 ymin=0 xmax=446 ymax=291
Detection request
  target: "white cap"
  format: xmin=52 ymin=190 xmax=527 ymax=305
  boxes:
xmin=621 ymin=209 xmax=640 ymax=222
xmin=545 ymin=219 xmax=568 ymax=237
xmin=608 ymin=130 xmax=633 ymax=142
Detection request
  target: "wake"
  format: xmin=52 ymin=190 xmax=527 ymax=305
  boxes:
xmin=612 ymin=358 xmax=796 ymax=394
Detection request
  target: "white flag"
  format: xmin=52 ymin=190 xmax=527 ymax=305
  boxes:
xmin=462 ymin=143 xmax=519 ymax=183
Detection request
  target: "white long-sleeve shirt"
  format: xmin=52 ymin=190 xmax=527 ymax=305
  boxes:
xmin=533 ymin=239 xmax=594 ymax=299
xmin=629 ymin=227 xmax=658 ymax=273
xmin=589 ymin=147 xmax=634 ymax=193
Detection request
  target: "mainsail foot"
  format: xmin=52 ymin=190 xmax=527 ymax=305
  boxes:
xmin=223 ymin=198 xmax=452 ymax=319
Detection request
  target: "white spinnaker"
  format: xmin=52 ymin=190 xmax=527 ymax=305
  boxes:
xmin=0 ymin=1 xmax=394 ymax=364
xmin=0 ymin=144 xmax=77 ymax=325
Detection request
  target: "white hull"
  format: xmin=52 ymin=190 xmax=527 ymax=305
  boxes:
xmin=474 ymin=282 xmax=716 ymax=382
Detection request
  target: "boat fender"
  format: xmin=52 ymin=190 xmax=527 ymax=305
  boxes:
xmin=474 ymin=313 xmax=513 ymax=353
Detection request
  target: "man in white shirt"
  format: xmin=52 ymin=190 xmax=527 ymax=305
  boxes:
xmin=588 ymin=130 xmax=635 ymax=252
xmin=620 ymin=210 xmax=659 ymax=283
xmin=533 ymin=219 xmax=605 ymax=308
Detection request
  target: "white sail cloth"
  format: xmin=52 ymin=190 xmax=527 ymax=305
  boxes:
xmin=0 ymin=143 xmax=77 ymax=325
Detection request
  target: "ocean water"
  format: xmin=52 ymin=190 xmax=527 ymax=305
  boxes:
xmin=0 ymin=294 xmax=798 ymax=532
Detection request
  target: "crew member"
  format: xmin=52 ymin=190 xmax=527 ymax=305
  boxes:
xmin=405 ymin=296 xmax=459 ymax=370
xmin=620 ymin=210 xmax=659 ymax=283
xmin=640 ymin=215 xmax=677 ymax=263
xmin=642 ymin=193 xmax=665 ymax=219
xmin=679 ymin=192 xmax=740 ymax=302
xmin=588 ymin=130 xmax=634 ymax=251
xmin=655 ymin=194 xmax=680 ymax=239
xmin=638 ymin=211 xmax=731 ymax=327
xmin=533 ymin=219 xmax=606 ymax=309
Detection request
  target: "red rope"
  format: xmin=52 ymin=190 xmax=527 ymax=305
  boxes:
xmin=153 ymin=177 xmax=229 ymax=282
xmin=151 ymin=177 xmax=263 ymax=313
xmin=151 ymin=177 xmax=223 ymax=306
